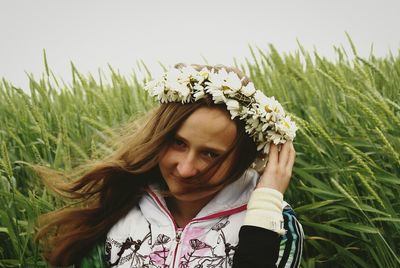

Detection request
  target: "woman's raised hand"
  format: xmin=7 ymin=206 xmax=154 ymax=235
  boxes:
xmin=256 ymin=141 xmax=296 ymax=194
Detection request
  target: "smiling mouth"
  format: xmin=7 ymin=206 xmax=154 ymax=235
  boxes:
xmin=172 ymin=174 xmax=199 ymax=185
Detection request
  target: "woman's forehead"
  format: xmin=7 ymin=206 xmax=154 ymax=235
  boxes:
xmin=176 ymin=107 xmax=237 ymax=151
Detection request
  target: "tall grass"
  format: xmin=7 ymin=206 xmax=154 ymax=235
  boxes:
xmin=0 ymin=44 xmax=399 ymax=267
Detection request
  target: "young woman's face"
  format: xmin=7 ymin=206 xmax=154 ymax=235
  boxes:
xmin=159 ymin=106 xmax=237 ymax=202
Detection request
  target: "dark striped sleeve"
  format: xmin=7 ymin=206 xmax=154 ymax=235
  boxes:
xmin=276 ymin=204 xmax=304 ymax=268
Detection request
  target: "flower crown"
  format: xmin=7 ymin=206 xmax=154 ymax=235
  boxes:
xmin=144 ymin=66 xmax=297 ymax=154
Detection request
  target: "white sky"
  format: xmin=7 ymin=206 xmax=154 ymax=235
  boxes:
xmin=1 ymin=0 xmax=399 ymax=90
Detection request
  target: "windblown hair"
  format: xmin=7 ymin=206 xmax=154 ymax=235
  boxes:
xmin=35 ymin=64 xmax=258 ymax=266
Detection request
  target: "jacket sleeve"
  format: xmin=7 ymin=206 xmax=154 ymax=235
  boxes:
xmin=232 ymin=225 xmax=280 ymax=268
xmin=276 ymin=204 xmax=304 ymax=268
xmin=232 ymin=186 xmax=304 ymax=268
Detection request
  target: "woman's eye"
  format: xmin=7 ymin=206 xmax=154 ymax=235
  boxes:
xmin=204 ymin=151 xmax=219 ymax=159
xmin=173 ymin=138 xmax=185 ymax=147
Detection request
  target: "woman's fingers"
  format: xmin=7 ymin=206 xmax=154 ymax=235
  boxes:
xmin=287 ymin=142 xmax=296 ymax=167
xmin=268 ymin=143 xmax=278 ymax=165
xmin=278 ymin=141 xmax=291 ymax=168
xmin=278 ymin=142 xmax=295 ymax=182
xmin=285 ymin=142 xmax=296 ymax=177
xmin=257 ymin=141 xmax=296 ymax=193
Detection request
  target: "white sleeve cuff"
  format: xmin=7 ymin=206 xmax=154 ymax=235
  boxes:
xmin=243 ymin=187 xmax=286 ymax=235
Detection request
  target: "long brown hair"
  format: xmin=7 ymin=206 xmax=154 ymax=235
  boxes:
xmin=35 ymin=64 xmax=258 ymax=266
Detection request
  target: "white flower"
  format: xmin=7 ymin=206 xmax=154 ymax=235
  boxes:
xmin=158 ymin=89 xmax=174 ymax=103
xmin=241 ymin=82 xmax=256 ymax=96
xmin=245 ymin=116 xmax=261 ymax=135
xmin=261 ymin=121 xmax=273 ymax=132
xmin=276 ymin=116 xmax=297 ymax=140
xmin=152 ymin=84 xmax=166 ymax=97
xmin=239 ymin=106 xmax=250 ymax=119
xmin=207 ymin=88 xmax=226 ymax=103
xmin=226 ymin=99 xmax=240 ymax=119
xmin=267 ymin=130 xmax=284 ymax=145
xmin=206 ymin=69 xmax=226 ymax=91
xmin=195 ymin=67 xmax=210 ymax=84
xmin=254 ymin=90 xmax=269 ymax=105
xmin=254 ymin=92 xmax=282 ymax=115
xmin=205 ymin=69 xmax=241 ymax=96
xmin=262 ymin=96 xmax=285 ymax=116
xmin=165 ymin=68 xmax=181 ymax=82
xmin=164 ymin=81 xmax=188 ymax=103
xmin=257 ymin=141 xmax=269 ymax=153
xmin=181 ymin=66 xmax=198 ymax=78
xmin=193 ymin=84 xmax=205 ymax=101
xmin=225 ymin=71 xmax=242 ymax=92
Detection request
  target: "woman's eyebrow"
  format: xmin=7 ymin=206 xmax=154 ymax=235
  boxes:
xmin=174 ymin=133 xmax=228 ymax=153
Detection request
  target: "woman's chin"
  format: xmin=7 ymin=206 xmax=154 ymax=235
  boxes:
xmin=168 ymin=186 xmax=221 ymax=203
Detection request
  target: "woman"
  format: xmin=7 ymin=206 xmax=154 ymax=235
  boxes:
xmin=36 ymin=64 xmax=303 ymax=267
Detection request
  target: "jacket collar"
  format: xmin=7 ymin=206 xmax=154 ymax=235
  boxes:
xmin=142 ymin=169 xmax=258 ymax=221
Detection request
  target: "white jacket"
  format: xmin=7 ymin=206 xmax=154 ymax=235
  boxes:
xmin=105 ymin=169 xmax=303 ymax=268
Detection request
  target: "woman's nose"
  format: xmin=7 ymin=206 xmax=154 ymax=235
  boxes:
xmin=176 ymin=157 xmax=199 ymax=178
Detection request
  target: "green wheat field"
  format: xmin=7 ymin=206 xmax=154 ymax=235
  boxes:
xmin=1 ymin=40 xmax=399 ymax=267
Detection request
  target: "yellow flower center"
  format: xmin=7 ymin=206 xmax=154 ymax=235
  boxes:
xmin=200 ymin=71 xmax=208 ymax=78
xmin=264 ymin=105 xmax=272 ymax=113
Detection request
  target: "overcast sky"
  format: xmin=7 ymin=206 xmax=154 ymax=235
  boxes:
xmin=1 ymin=0 xmax=399 ymax=90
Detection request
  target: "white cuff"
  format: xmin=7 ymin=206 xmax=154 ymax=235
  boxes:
xmin=243 ymin=187 xmax=286 ymax=235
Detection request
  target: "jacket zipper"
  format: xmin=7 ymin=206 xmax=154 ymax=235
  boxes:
xmin=148 ymin=190 xmax=247 ymax=268
xmin=172 ymin=228 xmax=183 ymax=268
xmin=148 ymin=191 xmax=182 ymax=268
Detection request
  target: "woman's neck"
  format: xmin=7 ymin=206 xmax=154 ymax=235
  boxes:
xmin=166 ymin=195 xmax=215 ymax=227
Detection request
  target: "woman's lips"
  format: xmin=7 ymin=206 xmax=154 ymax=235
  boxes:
xmin=172 ymin=174 xmax=198 ymax=185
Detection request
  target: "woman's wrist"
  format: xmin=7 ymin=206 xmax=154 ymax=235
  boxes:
xmin=244 ymin=187 xmax=286 ymax=235
xmin=256 ymin=179 xmax=282 ymax=192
